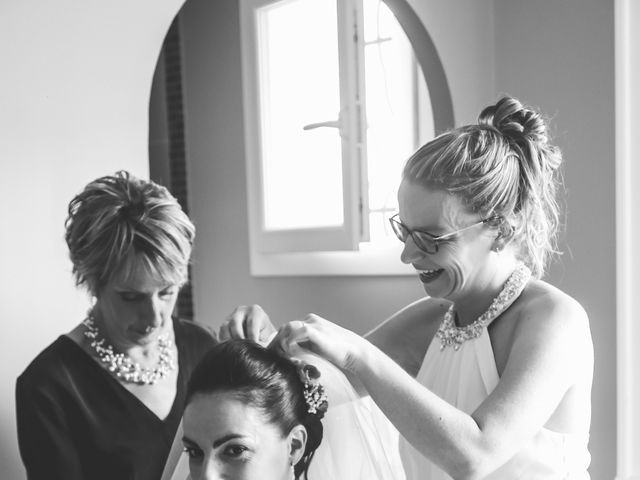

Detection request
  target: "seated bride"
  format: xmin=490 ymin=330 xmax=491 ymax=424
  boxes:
xmin=163 ymin=339 xmax=404 ymax=480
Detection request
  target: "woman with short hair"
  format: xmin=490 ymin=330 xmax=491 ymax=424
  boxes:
xmin=16 ymin=171 xmax=217 ymax=480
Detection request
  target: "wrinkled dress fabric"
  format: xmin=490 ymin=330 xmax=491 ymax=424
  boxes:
xmin=16 ymin=318 xmax=217 ymax=480
xmin=399 ymin=323 xmax=591 ymax=480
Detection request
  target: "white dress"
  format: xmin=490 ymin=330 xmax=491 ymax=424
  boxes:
xmin=399 ymin=322 xmax=591 ymax=479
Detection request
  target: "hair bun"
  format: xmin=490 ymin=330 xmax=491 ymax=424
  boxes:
xmin=478 ymin=96 xmax=548 ymax=145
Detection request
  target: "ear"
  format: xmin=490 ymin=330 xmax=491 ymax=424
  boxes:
xmin=287 ymin=424 xmax=308 ymax=467
xmin=491 ymin=221 xmax=514 ymax=252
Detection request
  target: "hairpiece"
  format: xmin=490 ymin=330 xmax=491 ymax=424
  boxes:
xmin=297 ymin=363 xmax=328 ymax=416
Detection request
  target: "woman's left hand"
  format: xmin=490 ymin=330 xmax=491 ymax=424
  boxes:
xmin=269 ymin=314 xmax=368 ymax=374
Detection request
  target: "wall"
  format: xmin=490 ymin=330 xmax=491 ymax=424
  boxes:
xmin=178 ymin=0 xmax=614 ymax=478
xmin=493 ymin=1 xmax=615 ymax=477
xmin=408 ymin=0 xmax=496 ymax=125
xmin=0 ymin=1 xmax=184 ymax=477
xmin=178 ymin=0 xmax=493 ymax=336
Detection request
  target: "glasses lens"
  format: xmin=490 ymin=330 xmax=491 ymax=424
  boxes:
xmin=412 ymin=233 xmax=438 ymax=254
xmin=389 ymin=217 xmax=408 ymax=242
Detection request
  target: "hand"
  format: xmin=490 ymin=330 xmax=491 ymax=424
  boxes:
xmin=269 ymin=314 xmax=368 ymax=374
xmin=218 ymin=305 xmax=276 ymax=345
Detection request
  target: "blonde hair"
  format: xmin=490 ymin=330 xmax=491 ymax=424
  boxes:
xmin=65 ymin=171 xmax=195 ymax=295
xmin=403 ymin=96 xmax=563 ymax=278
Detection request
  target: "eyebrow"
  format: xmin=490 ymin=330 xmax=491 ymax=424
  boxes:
xmin=182 ymin=436 xmax=198 ymax=447
xmin=212 ymin=433 xmax=247 ymax=448
xmin=397 ymin=215 xmax=443 ymax=236
xmin=183 ymin=433 xmax=247 ymax=449
xmin=402 ymin=220 xmax=442 ymax=237
xmin=114 ymin=283 xmax=176 ymax=293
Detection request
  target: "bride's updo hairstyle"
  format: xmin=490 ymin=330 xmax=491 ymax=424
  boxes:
xmin=186 ymin=340 xmax=326 ymax=479
xmin=403 ymin=95 xmax=563 ymax=278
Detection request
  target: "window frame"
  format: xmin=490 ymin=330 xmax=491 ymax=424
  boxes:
xmin=242 ymin=0 xmax=362 ymax=255
xmin=239 ymin=0 xmax=453 ymax=276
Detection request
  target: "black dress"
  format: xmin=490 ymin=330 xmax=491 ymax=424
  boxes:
xmin=16 ymin=318 xmax=217 ymax=480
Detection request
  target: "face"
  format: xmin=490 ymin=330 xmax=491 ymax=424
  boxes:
xmin=93 ymin=258 xmax=180 ymax=349
xmin=183 ymin=392 xmax=306 ymax=480
xmin=397 ymin=179 xmax=497 ymax=300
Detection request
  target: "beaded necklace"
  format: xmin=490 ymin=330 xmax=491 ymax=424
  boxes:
xmin=83 ymin=313 xmax=176 ymax=385
xmin=436 ymin=263 xmax=532 ymax=351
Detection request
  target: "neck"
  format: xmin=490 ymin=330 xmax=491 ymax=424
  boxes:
xmin=452 ymin=257 xmax=519 ymax=327
xmin=88 ymin=309 xmax=172 ymax=362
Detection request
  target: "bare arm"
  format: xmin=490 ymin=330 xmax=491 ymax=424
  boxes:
xmin=272 ymin=292 xmax=592 ymax=479
xmin=356 ymin=294 xmax=591 ymax=479
xmin=365 ymin=296 xmax=445 ymax=377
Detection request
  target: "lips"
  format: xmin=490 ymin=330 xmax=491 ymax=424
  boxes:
xmin=417 ymin=268 xmax=444 ymax=283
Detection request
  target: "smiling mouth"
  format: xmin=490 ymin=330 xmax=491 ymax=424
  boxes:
xmin=417 ymin=268 xmax=444 ymax=283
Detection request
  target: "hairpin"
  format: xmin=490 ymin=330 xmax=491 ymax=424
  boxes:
xmin=297 ymin=363 xmax=328 ymax=416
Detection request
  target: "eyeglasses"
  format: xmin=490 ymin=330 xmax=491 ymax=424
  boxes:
xmin=388 ymin=214 xmax=500 ymax=254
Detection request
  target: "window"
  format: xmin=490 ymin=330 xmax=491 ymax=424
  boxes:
xmin=240 ymin=0 xmax=442 ymax=275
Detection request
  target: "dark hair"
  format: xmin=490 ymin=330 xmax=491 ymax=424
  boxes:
xmin=403 ymin=95 xmax=563 ymax=278
xmin=186 ymin=340 xmax=325 ymax=479
xmin=65 ymin=170 xmax=195 ymax=295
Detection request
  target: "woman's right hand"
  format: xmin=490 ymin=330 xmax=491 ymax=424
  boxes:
xmin=269 ymin=314 xmax=369 ymax=374
xmin=218 ymin=304 xmax=276 ymax=345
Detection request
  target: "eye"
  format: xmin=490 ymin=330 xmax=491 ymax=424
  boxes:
xmin=159 ymin=287 xmax=177 ymax=298
xmin=183 ymin=446 xmax=203 ymax=459
xmin=119 ymin=292 xmax=141 ymax=302
xmin=223 ymin=444 xmax=250 ymax=459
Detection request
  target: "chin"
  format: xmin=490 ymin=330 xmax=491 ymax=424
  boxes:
xmin=420 ymin=273 xmax=453 ymax=299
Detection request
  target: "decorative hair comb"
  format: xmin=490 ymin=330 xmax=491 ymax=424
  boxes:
xmin=297 ymin=363 xmax=328 ymax=416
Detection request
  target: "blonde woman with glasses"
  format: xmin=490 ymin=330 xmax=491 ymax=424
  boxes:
xmin=223 ymin=96 xmax=593 ymax=479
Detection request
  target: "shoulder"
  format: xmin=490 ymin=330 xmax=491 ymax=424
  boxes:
xmin=510 ymin=280 xmax=592 ymax=367
xmin=366 ymin=297 xmax=448 ymax=376
xmin=388 ymin=296 xmax=450 ymax=328
xmin=175 ymin=317 xmax=217 ymax=340
xmin=174 ymin=318 xmax=217 ymax=356
xmin=367 ymin=296 xmax=446 ymax=343
xmin=17 ymin=336 xmax=81 ymax=396
xmin=516 ymin=280 xmax=589 ymax=332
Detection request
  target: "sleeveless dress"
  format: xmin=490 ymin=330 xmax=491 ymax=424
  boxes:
xmin=398 ymin=320 xmax=591 ymax=479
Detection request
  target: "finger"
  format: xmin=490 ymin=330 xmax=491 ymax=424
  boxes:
xmin=218 ymin=323 xmax=231 ymax=342
xmin=244 ymin=305 xmax=264 ymax=341
xmin=272 ymin=320 xmax=311 ymax=356
xmin=226 ymin=306 xmax=248 ymax=339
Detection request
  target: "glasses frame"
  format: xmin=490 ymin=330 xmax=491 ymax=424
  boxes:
xmin=389 ymin=213 xmax=501 ymax=254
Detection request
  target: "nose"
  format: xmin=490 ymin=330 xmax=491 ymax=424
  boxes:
xmin=198 ymin=461 xmax=224 ymax=480
xmin=140 ymin=296 xmax=163 ymax=329
xmin=400 ymin=236 xmax=425 ymax=265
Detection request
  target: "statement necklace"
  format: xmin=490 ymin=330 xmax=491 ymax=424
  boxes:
xmin=83 ymin=313 xmax=176 ymax=385
xmin=436 ymin=263 xmax=532 ymax=351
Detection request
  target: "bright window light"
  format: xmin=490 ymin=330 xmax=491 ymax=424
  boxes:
xmin=258 ymin=0 xmax=344 ymax=231
xmin=363 ymin=0 xmax=433 ymax=245
xmin=247 ymin=0 xmax=434 ymax=251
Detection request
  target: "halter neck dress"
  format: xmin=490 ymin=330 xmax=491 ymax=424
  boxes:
xmin=398 ymin=311 xmax=591 ymax=479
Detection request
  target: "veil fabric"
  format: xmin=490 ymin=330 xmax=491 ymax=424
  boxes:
xmin=162 ymin=351 xmax=406 ymax=480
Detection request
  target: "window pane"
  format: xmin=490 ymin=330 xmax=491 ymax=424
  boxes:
xmin=362 ymin=0 xmax=433 ymax=243
xmin=257 ymin=0 xmax=344 ymax=231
